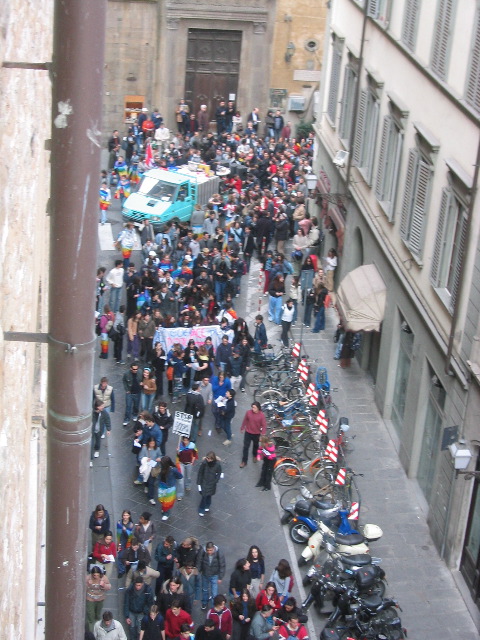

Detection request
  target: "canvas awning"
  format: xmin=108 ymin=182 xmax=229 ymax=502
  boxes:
xmin=336 ymin=264 xmax=387 ymax=332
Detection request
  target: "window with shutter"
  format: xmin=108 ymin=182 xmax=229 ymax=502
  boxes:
xmin=375 ymin=115 xmax=403 ymax=220
xmin=401 ymin=0 xmax=420 ymax=52
xmin=430 ymin=185 xmax=468 ymax=311
xmin=353 ymin=90 xmax=367 ymax=166
xmin=409 ymin=160 xmax=432 ymax=256
xmin=353 ymin=71 xmax=382 ymax=185
xmin=400 ymin=148 xmax=433 ymax=260
xmin=367 ymin=0 xmax=379 ymax=18
xmin=327 ymin=37 xmax=343 ymax=125
xmin=466 ymin=7 xmax=480 ymax=113
xmin=339 ymin=66 xmax=357 ymax=144
xmin=431 ymin=0 xmax=457 ymax=80
xmin=430 ymin=188 xmax=450 ymax=285
xmin=400 ymin=149 xmax=418 ymax=239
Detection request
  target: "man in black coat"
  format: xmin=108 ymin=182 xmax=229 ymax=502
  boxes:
xmin=184 ymin=383 xmax=205 ymax=443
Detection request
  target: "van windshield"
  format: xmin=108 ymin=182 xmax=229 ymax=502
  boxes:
xmin=138 ymin=177 xmax=177 ymax=202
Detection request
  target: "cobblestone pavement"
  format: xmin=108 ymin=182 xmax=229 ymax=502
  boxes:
xmin=90 ymin=201 xmax=478 ymax=639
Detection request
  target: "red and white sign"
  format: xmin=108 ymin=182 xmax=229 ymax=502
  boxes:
xmin=292 ymin=343 xmax=301 ymax=357
xmin=348 ymin=502 xmax=359 ymax=520
xmin=325 ymin=439 xmax=338 ymax=462
xmin=316 ymin=410 xmax=328 ymax=433
xmin=308 ymin=390 xmax=319 ymax=406
xmin=335 ymin=468 xmax=346 ymax=485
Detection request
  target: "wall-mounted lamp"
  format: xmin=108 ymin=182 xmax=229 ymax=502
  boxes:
xmin=448 ymin=440 xmax=473 ymax=470
xmin=285 ymin=42 xmax=296 ymax=62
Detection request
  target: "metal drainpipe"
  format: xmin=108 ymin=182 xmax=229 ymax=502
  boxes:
xmin=46 ymin=0 xmax=106 ymax=638
xmin=445 ymin=132 xmax=480 ymax=376
xmin=345 ymin=3 xmax=369 ymax=193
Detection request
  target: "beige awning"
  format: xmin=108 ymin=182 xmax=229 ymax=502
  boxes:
xmin=336 ymin=264 xmax=386 ymax=332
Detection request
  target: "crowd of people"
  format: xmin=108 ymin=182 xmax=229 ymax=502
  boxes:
xmin=87 ymin=501 xmax=310 ymax=640
xmin=87 ymin=103 xmax=348 ymax=639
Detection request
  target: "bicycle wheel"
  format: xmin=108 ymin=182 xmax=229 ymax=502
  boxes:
xmin=273 ymin=463 xmax=301 ymax=486
xmin=279 ymin=487 xmax=303 ymax=510
xmin=327 ymin=402 xmax=340 ymax=427
xmin=254 ymin=388 xmax=284 ymax=404
xmin=286 ymin=384 xmax=304 ymax=401
xmin=303 ymin=437 xmax=323 ymax=460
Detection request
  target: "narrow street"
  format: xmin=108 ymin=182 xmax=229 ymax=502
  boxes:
xmin=89 ymin=197 xmax=479 ymax=639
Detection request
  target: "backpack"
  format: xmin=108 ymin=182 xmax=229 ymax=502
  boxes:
xmin=95 ymin=318 xmax=102 ymax=336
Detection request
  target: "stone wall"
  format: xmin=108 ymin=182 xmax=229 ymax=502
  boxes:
xmin=0 ymin=2 xmax=52 ymax=638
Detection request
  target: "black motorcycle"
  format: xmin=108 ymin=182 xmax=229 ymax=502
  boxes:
xmin=302 ymin=560 xmax=386 ymax=613
xmin=319 ymin=580 xmax=406 ymax=639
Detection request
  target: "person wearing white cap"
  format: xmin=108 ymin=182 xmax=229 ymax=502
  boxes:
xmin=197 ymin=104 xmax=210 ymax=132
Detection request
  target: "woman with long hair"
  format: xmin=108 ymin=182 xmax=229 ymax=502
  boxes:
xmin=231 ymin=589 xmax=257 ymax=640
xmin=140 ymin=367 xmax=157 ymax=413
xmin=127 ymin=310 xmax=142 ymax=362
xmin=116 ymin=509 xmax=134 ymax=578
xmin=267 ymin=274 xmax=285 ymax=325
xmin=157 ymin=456 xmax=183 ymax=521
xmin=269 ymin=559 xmax=293 ymax=605
xmin=246 ymin=546 xmax=265 ymax=597
xmin=229 ymin=558 xmax=252 ymax=598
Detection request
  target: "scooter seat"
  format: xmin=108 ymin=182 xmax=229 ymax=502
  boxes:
xmin=335 ymin=532 xmax=364 ymax=545
xmin=341 ymin=554 xmax=372 ymax=567
xmin=314 ymin=500 xmax=336 ymax=510
xmin=360 ymin=594 xmax=383 ymax=609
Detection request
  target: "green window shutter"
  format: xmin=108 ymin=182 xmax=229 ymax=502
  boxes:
xmin=466 ymin=8 xmax=480 ymax=112
xmin=430 ymin=188 xmax=450 ymax=285
xmin=400 ymin=148 xmax=418 ymax=240
xmin=353 ymin=89 xmax=367 ymax=166
xmin=409 ymin=159 xmax=432 ymax=256
xmin=402 ymin=0 xmax=420 ymax=51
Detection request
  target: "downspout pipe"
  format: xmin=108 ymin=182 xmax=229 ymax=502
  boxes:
xmin=445 ymin=132 xmax=480 ymax=376
xmin=46 ymin=0 xmax=106 ymax=638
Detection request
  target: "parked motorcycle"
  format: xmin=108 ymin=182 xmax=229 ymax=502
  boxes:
xmin=319 ymin=579 xmax=406 ymax=640
xmin=302 ymin=556 xmax=386 ymax=613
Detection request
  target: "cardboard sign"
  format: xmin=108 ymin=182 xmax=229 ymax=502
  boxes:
xmin=172 ymin=411 xmax=193 ymax=437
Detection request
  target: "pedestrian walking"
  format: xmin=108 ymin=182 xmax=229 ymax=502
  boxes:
xmin=123 ymin=362 xmax=142 ymax=425
xmin=280 ymin=299 xmax=294 ymax=347
xmin=86 ymin=566 xmax=111 ymax=632
xmin=124 ymin=577 xmax=154 ymax=640
xmin=219 ymin=388 xmax=236 ymax=445
xmin=197 ymin=451 xmax=223 ymax=516
xmin=157 ymin=456 xmax=183 ymax=521
xmin=176 ymin=435 xmax=198 ymax=500
xmin=134 ymin=512 xmax=156 ymax=553
xmin=196 ymin=541 xmax=226 ymax=610
xmin=106 ymin=259 xmax=124 ymax=313
xmin=93 ymin=610 xmax=127 ymax=640
xmin=246 ymin=546 xmax=265 ymax=597
xmin=206 ymin=594 xmax=233 ymax=639
xmin=239 ymin=402 xmax=267 ymax=468
xmin=184 ymin=382 xmax=205 ymax=443
xmin=255 ymin=436 xmax=276 ymax=491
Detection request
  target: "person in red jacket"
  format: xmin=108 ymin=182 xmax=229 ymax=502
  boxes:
xmin=255 ymin=582 xmax=281 ymax=613
xmin=278 ymin=615 xmax=309 ymax=640
xmin=239 ymin=402 xmax=267 ymax=468
xmin=206 ymin=594 xmax=233 ymax=639
xmin=165 ymin=600 xmax=194 ymax=640
xmin=92 ymin=531 xmax=117 ymax=578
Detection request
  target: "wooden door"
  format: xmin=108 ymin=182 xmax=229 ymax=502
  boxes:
xmin=185 ymin=29 xmax=242 ymax=121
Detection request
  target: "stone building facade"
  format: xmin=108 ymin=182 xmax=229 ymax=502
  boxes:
xmin=103 ymin=0 xmax=328 ymax=138
xmin=313 ymin=0 xmax=480 ymax=612
xmin=1 ymin=1 xmax=52 ymax=638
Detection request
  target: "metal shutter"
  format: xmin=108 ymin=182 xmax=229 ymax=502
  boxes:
xmin=430 ymin=188 xmax=450 ymax=285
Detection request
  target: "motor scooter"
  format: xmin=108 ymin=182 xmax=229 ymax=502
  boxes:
xmin=297 ymin=508 xmax=383 ymax=566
